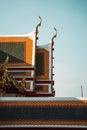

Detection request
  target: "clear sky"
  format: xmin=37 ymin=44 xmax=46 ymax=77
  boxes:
xmin=0 ymin=0 xmax=87 ymax=97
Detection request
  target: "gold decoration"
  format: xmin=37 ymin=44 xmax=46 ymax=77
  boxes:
xmin=0 ymin=57 xmax=9 ymax=88
xmin=15 ymin=77 xmax=26 ymax=93
xmin=0 ymin=57 xmax=26 ymax=95
xmin=51 ymin=27 xmax=57 ymax=46
xmin=2 ymin=69 xmax=8 ymax=84
xmin=4 ymin=56 xmax=9 ymax=66
xmin=0 ymin=56 xmax=9 ymax=75
xmin=36 ymin=16 xmax=42 ymax=36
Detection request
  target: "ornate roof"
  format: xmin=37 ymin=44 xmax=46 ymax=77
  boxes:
xmin=0 ymin=97 xmax=87 ymax=128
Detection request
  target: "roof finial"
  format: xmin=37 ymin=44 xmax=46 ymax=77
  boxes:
xmin=51 ymin=27 xmax=57 ymax=46
xmin=36 ymin=16 xmax=42 ymax=36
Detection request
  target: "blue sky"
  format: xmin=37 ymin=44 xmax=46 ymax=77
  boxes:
xmin=0 ymin=0 xmax=87 ymax=97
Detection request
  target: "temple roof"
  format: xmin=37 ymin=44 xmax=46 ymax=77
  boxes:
xmin=0 ymin=96 xmax=87 ymax=128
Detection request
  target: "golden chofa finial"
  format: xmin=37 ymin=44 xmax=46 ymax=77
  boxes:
xmin=51 ymin=27 xmax=57 ymax=46
xmin=36 ymin=16 xmax=42 ymax=36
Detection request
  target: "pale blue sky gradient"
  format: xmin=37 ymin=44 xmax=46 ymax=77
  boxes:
xmin=0 ymin=0 xmax=87 ymax=97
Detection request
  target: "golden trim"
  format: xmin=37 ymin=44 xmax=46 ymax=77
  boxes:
xmin=0 ymin=120 xmax=87 ymax=126
xmin=0 ymin=101 xmax=87 ymax=107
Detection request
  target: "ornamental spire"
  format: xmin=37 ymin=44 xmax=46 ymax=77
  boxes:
xmin=36 ymin=16 xmax=42 ymax=36
xmin=51 ymin=27 xmax=57 ymax=46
